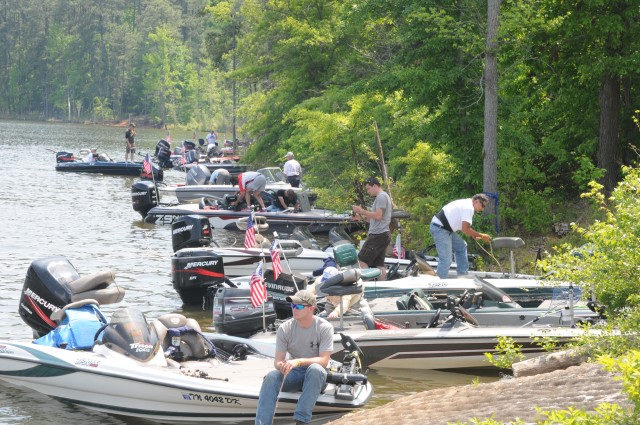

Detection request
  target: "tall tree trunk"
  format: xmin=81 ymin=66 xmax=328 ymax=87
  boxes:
xmin=597 ymin=74 xmax=620 ymax=196
xmin=483 ymin=0 xmax=500 ymax=217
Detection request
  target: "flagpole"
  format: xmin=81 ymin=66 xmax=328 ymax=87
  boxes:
xmin=276 ymin=238 xmax=299 ymax=292
xmin=261 ymin=256 xmax=266 ymax=332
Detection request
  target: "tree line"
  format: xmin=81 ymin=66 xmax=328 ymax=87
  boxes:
xmin=2 ymin=0 xmax=639 ymax=242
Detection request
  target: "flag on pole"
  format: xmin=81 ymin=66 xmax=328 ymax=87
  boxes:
xmin=244 ymin=212 xmax=256 ymax=249
xmin=393 ymin=233 xmax=405 ymax=259
xmin=249 ymin=262 xmax=267 ymax=308
xmin=181 ymin=141 xmax=187 ymax=164
xmin=143 ymin=153 xmax=152 ymax=175
xmin=270 ymin=240 xmax=282 ymax=281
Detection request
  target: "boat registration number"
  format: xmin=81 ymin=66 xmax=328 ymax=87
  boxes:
xmin=182 ymin=392 xmax=241 ymax=405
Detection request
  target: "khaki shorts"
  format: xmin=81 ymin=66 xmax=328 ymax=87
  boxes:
xmin=358 ymin=232 xmax=391 ymax=268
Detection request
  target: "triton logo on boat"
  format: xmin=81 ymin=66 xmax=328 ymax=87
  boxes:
xmin=23 ymin=288 xmax=60 ymax=313
xmin=130 ymin=343 xmax=154 ymax=353
xmin=183 ymin=260 xmax=219 ymax=269
xmin=75 ymin=358 xmax=100 ymax=368
xmin=173 ymin=224 xmax=194 ymax=235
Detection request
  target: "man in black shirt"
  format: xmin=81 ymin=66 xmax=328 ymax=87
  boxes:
xmin=266 ymin=189 xmax=300 ymax=212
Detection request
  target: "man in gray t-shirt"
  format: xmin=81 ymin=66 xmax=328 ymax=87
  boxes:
xmin=352 ymin=177 xmax=392 ymax=280
xmin=255 ymin=289 xmax=334 ymax=425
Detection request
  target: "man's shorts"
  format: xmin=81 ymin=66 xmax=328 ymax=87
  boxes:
xmin=358 ymin=231 xmax=391 ymax=268
xmin=126 ymin=144 xmax=136 ymax=154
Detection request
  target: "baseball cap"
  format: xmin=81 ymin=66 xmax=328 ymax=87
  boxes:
xmin=286 ymin=289 xmax=316 ymax=306
xmin=364 ymin=177 xmax=380 ymax=186
xmin=285 ymin=152 xmax=294 ymax=158
xmin=321 ymin=266 xmax=340 ymax=283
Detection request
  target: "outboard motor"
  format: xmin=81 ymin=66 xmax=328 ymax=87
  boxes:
xmin=171 ymin=215 xmax=212 ymax=252
xmin=171 ymin=249 xmax=227 ymax=306
xmin=56 ymin=151 xmax=75 ymax=163
xmin=155 ymin=140 xmax=173 ymax=168
xmin=185 ymin=164 xmax=211 ymax=186
xmin=19 ymin=256 xmax=125 ymax=337
xmin=212 ymin=287 xmax=276 ymax=337
xmin=263 ymin=269 xmax=309 ymax=318
xmin=186 ymin=149 xmax=199 ymax=164
xmin=132 ymin=180 xmax=159 ymax=219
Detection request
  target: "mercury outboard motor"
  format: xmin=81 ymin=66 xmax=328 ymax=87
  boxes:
xmin=171 ymin=215 xmax=212 ymax=252
xmin=155 ymin=140 xmax=173 ymax=168
xmin=185 ymin=164 xmax=211 ymax=185
xmin=171 ymin=248 xmax=227 ymax=306
xmin=132 ymin=180 xmax=159 ymax=220
xmin=56 ymin=151 xmax=75 ymax=163
xmin=19 ymin=256 xmax=125 ymax=337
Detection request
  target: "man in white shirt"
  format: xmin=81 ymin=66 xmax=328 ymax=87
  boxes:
xmin=283 ymin=152 xmax=302 ymax=187
xmin=206 ymin=130 xmax=218 ymax=156
xmin=85 ymin=148 xmax=98 ymax=163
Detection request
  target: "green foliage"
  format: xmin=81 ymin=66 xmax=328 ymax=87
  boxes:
xmin=484 ymin=336 xmax=525 ymax=370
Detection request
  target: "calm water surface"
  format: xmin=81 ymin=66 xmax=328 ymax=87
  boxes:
xmin=0 ymin=120 xmax=498 ymax=424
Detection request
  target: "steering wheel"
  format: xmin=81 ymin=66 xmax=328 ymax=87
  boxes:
xmin=93 ymin=323 xmax=110 ymax=343
xmin=457 ymin=305 xmax=479 ymax=327
xmin=403 ymin=259 xmax=418 ymax=277
xmin=386 ymin=262 xmax=400 ymax=281
xmin=426 ymin=308 xmax=441 ymax=328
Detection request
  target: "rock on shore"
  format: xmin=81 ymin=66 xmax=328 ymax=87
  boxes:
xmin=327 ymin=362 xmax=631 ymax=425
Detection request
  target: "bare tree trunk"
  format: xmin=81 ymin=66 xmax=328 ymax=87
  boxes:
xmin=597 ymin=74 xmax=620 ymax=196
xmin=483 ymin=0 xmax=501 ymax=217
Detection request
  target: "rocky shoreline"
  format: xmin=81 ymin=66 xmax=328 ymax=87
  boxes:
xmin=327 ymin=361 xmax=631 ymax=425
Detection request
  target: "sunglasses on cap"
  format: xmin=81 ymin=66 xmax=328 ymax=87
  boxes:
xmin=291 ymin=303 xmax=310 ymax=310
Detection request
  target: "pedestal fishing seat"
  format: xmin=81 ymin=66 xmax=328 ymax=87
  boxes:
xmin=332 ymin=244 xmax=381 ymax=280
xmin=152 ymin=313 xmax=216 ymax=362
xmin=491 ymin=237 xmax=526 ymax=277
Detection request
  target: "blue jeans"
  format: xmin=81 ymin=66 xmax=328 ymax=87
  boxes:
xmin=266 ymin=204 xmax=284 ymax=212
xmin=430 ymin=223 xmax=469 ymax=279
xmin=255 ymin=364 xmax=327 ymax=425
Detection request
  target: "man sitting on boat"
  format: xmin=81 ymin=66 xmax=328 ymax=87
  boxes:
xmin=255 ymin=289 xmax=333 ymax=425
xmin=266 ymin=189 xmax=300 ymax=212
xmin=85 ymin=148 xmax=98 ymax=163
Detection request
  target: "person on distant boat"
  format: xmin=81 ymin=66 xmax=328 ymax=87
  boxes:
xmin=312 ymin=267 xmax=363 ymax=319
xmin=351 ymin=177 xmax=392 ymax=280
xmin=85 ymin=148 xmax=98 ymax=163
xmin=266 ymin=189 xmax=300 ymax=212
xmin=430 ymin=193 xmax=492 ymax=279
xmin=208 ymin=168 xmax=231 ymax=185
xmin=255 ymin=289 xmax=333 ymax=425
xmin=206 ymin=130 xmax=218 ymax=157
xmin=125 ymin=123 xmax=136 ymax=162
xmin=230 ymin=171 xmax=267 ymax=211
xmin=283 ymin=152 xmax=302 ymax=187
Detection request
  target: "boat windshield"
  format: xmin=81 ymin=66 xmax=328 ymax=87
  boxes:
xmin=258 ymin=167 xmax=287 ymax=184
xmin=328 ymin=227 xmax=353 ymax=247
xmin=100 ymin=307 xmax=160 ymax=362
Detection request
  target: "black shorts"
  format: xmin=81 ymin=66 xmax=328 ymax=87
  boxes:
xmin=358 ymin=232 xmax=391 ymax=268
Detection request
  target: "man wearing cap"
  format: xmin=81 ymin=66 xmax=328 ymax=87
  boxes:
xmin=351 ymin=177 xmax=392 ymax=280
xmin=430 ymin=194 xmax=492 ymax=279
xmin=255 ymin=289 xmax=333 ymax=425
xmin=231 ymin=171 xmax=267 ymax=211
xmin=283 ymin=152 xmax=302 ymax=187
xmin=125 ymin=123 xmax=136 ymax=163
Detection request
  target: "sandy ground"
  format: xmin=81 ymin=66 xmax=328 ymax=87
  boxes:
xmin=326 ymin=362 xmax=631 ymax=425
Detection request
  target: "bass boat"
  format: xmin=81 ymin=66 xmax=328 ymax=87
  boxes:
xmin=0 ymin=256 xmax=372 ymax=423
xmin=55 ymin=151 xmax=163 ymax=180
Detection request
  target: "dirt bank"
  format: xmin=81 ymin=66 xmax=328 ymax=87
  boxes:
xmin=327 ymin=362 xmax=631 ymax=425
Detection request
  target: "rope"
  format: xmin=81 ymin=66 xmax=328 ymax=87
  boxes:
xmin=474 ymin=239 xmax=504 ymax=274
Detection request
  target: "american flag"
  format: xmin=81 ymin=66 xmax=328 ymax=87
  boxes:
xmin=249 ymin=262 xmax=267 ymax=308
xmin=244 ymin=212 xmax=256 ymax=249
xmin=143 ymin=153 xmax=152 ymax=175
xmin=181 ymin=142 xmax=187 ymax=164
xmin=393 ymin=233 xmax=405 ymax=259
xmin=270 ymin=240 xmax=282 ymax=281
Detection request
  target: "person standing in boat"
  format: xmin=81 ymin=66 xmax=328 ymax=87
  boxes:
xmin=351 ymin=177 xmax=392 ymax=280
xmin=206 ymin=130 xmax=218 ymax=157
xmin=208 ymin=168 xmax=231 ymax=185
xmin=430 ymin=193 xmax=492 ymax=279
xmin=125 ymin=123 xmax=136 ymax=163
xmin=230 ymin=171 xmax=267 ymax=211
xmin=255 ymin=289 xmax=333 ymax=425
xmin=266 ymin=189 xmax=300 ymax=212
xmin=283 ymin=152 xmax=302 ymax=187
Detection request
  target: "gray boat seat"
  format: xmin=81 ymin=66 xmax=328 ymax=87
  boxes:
xmin=491 ymin=237 xmax=525 ymax=250
xmin=333 ymin=244 xmax=381 ymax=280
xmin=67 ymin=270 xmax=125 ymax=305
xmin=396 ymin=290 xmax=434 ymax=311
xmin=153 ymin=313 xmax=212 ymax=360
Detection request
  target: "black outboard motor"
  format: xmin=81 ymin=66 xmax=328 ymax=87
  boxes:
xmin=263 ymin=270 xmax=309 ymax=318
xmin=19 ymin=256 xmax=125 ymax=337
xmin=155 ymin=140 xmax=173 ymax=168
xmin=212 ymin=287 xmax=276 ymax=337
xmin=171 ymin=249 xmax=227 ymax=306
xmin=132 ymin=180 xmax=159 ymax=220
xmin=185 ymin=164 xmax=211 ymax=186
xmin=171 ymin=215 xmax=212 ymax=252
xmin=56 ymin=151 xmax=75 ymax=163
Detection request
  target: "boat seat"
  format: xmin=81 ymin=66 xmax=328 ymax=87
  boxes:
xmin=332 ymin=244 xmax=381 ymax=280
xmin=67 ymin=270 xmax=125 ymax=305
xmin=491 ymin=237 xmax=525 ymax=277
xmin=152 ymin=313 xmax=214 ymax=361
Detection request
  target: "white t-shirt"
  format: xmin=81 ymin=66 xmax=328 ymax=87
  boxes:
xmin=283 ymin=159 xmax=301 ymax=177
xmin=442 ymin=198 xmax=475 ymax=232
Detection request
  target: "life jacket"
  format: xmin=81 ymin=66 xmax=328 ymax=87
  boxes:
xmin=34 ymin=304 xmax=107 ymax=351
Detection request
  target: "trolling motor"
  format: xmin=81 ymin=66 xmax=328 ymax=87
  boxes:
xmin=325 ymin=333 xmax=368 ymax=401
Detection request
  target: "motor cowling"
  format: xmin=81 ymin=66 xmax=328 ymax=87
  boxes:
xmin=171 ymin=215 xmax=212 ymax=252
xmin=56 ymin=151 xmax=75 ymax=163
xmin=185 ymin=164 xmax=211 ymax=186
xmin=212 ymin=287 xmax=276 ymax=337
xmin=132 ymin=180 xmax=159 ymax=219
xmin=171 ymin=249 xmax=225 ymax=306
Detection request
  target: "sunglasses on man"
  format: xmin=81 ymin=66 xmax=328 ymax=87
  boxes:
xmin=291 ymin=303 xmax=310 ymax=310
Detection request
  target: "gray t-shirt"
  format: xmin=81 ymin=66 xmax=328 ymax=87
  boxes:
xmin=368 ymin=190 xmax=392 ymax=235
xmin=275 ymin=316 xmax=334 ymax=359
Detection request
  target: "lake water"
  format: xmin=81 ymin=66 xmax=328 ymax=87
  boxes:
xmin=0 ymin=120 xmax=498 ymax=424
